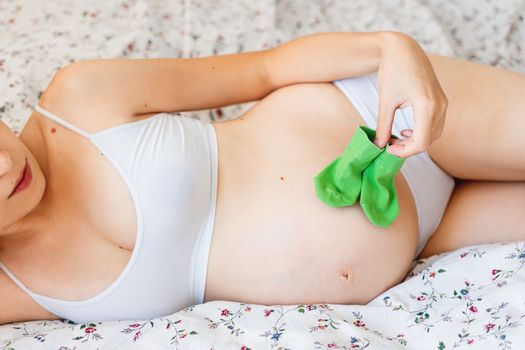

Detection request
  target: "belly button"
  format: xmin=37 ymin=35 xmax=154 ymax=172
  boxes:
xmin=340 ymin=270 xmax=352 ymax=283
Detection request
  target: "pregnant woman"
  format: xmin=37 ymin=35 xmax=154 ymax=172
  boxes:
xmin=0 ymin=31 xmax=524 ymax=325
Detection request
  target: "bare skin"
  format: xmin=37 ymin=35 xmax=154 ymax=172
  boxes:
xmin=0 ymin=52 xmax=524 ymax=324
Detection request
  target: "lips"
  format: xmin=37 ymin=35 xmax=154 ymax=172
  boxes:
xmin=8 ymin=158 xmax=28 ymax=198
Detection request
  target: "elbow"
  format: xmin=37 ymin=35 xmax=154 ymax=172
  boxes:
xmin=261 ymin=48 xmax=279 ymax=92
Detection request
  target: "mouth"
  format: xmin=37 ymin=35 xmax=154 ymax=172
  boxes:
xmin=8 ymin=157 xmax=29 ymax=199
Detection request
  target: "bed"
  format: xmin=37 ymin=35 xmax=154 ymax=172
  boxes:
xmin=1 ymin=1 xmax=524 ymax=349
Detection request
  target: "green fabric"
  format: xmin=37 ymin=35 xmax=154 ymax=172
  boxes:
xmin=314 ymin=125 xmax=406 ymax=227
xmin=313 ymin=126 xmax=383 ymax=207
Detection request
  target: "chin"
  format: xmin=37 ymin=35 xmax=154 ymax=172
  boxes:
xmin=27 ymin=158 xmax=47 ymax=207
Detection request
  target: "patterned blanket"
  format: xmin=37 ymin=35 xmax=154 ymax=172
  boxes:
xmin=1 ymin=1 xmax=524 ymax=349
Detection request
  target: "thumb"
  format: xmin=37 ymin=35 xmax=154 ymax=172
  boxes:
xmin=374 ymin=101 xmax=396 ymax=148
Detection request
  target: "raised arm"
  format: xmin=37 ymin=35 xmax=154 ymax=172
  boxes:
xmin=263 ymin=31 xmax=388 ymax=88
xmin=266 ymin=31 xmax=447 ymax=158
xmin=53 ymin=30 xmax=444 ymax=157
xmin=54 ymin=31 xmax=394 ymax=118
xmin=55 ymin=50 xmax=273 ymax=117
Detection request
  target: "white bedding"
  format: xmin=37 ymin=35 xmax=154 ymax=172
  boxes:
xmin=1 ymin=1 xmax=524 ymax=349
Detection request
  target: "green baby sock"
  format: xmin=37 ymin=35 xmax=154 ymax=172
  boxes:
xmin=360 ymin=141 xmax=406 ymax=227
xmin=314 ymin=125 xmax=383 ymax=208
xmin=314 ymin=125 xmax=406 ymax=227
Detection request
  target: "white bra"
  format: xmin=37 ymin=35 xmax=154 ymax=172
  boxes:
xmin=0 ymin=104 xmax=219 ymax=323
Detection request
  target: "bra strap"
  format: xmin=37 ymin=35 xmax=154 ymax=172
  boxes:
xmin=34 ymin=104 xmax=92 ymax=139
xmin=0 ymin=260 xmax=38 ymax=297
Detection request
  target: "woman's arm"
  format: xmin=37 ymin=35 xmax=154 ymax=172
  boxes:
xmin=266 ymin=31 xmax=448 ymax=158
xmin=55 ymin=50 xmax=273 ymax=118
xmin=55 ymin=31 xmax=397 ymax=118
xmin=51 ymin=31 xmax=443 ymax=157
xmin=263 ymin=31 xmax=393 ymax=88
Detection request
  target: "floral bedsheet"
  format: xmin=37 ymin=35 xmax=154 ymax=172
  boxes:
xmin=1 ymin=0 xmax=525 ymax=349
xmin=1 ymin=241 xmax=525 ymax=349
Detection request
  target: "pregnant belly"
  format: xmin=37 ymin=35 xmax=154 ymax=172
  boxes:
xmin=204 ymin=82 xmax=418 ymax=305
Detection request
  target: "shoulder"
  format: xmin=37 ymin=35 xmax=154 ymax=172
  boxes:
xmin=36 ymin=63 xmax=137 ymax=134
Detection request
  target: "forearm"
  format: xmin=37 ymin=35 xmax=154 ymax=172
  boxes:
xmin=263 ymin=31 xmax=409 ymax=88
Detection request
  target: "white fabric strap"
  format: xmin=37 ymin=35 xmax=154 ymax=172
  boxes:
xmin=34 ymin=104 xmax=92 ymax=139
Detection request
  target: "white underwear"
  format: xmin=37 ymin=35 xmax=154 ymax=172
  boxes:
xmin=332 ymin=72 xmax=455 ymax=256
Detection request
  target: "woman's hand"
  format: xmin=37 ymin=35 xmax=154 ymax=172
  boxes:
xmin=374 ymin=32 xmax=448 ymax=158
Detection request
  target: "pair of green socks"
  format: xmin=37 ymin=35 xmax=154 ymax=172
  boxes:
xmin=314 ymin=125 xmax=406 ymax=227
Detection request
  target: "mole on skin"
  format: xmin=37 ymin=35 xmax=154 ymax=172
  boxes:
xmin=51 ymin=127 xmax=56 ymax=134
